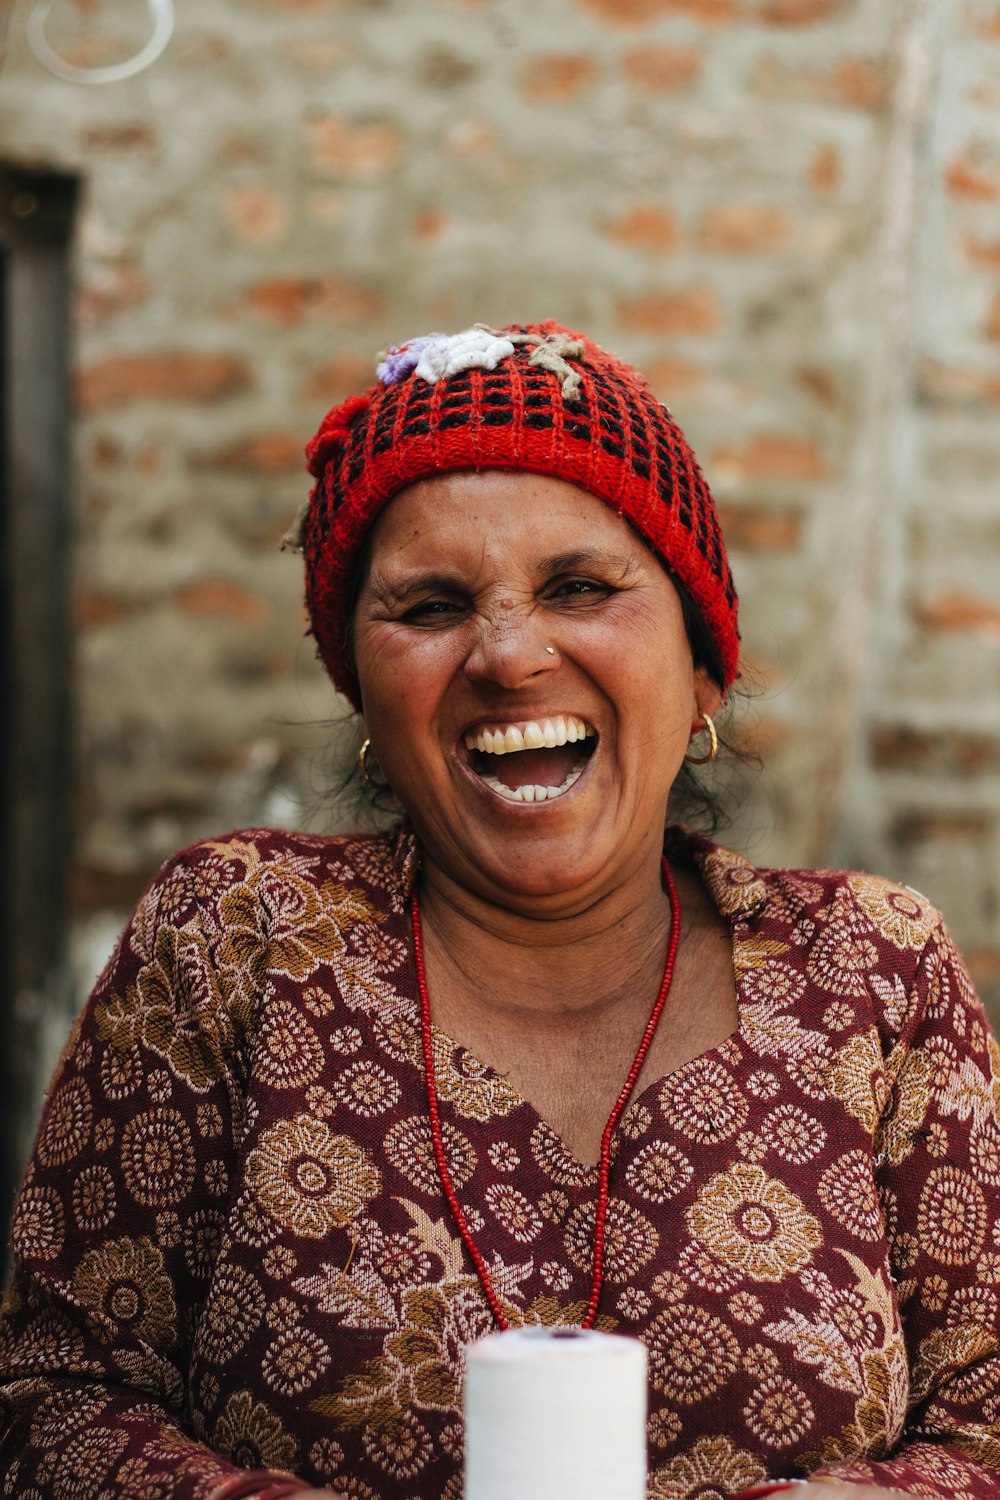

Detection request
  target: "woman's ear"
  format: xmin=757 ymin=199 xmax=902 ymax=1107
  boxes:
xmin=692 ymin=668 xmax=723 ymax=730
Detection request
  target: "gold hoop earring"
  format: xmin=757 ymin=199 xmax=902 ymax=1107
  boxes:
xmin=358 ymin=737 xmax=376 ymax=785
xmin=684 ymin=712 xmax=718 ymax=765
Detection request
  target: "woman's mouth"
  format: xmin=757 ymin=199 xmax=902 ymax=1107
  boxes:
xmin=461 ymin=715 xmax=597 ymax=803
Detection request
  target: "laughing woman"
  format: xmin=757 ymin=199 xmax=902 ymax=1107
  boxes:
xmin=3 ymin=324 xmax=1000 ymax=1500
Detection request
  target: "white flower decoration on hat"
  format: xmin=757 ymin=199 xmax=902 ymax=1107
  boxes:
xmin=412 ymin=326 xmax=516 ymax=383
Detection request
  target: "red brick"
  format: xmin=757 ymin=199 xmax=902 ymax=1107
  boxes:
xmin=751 ymin=55 xmax=887 ymax=111
xmin=965 ymin=234 xmax=1000 ymax=269
xmin=615 ymin=287 xmax=721 ymax=335
xmin=91 ymin=434 xmax=123 ymax=470
xmin=750 ymin=0 xmax=845 ymax=22
xmin=80 ymin=123 xmax=158 ymax=153
xmin=914 ymin=591 xmax=1000 ymax=636
xmin=622 ymin=46 xmax=700 ymax=91
xmin=520 ymin=53 xmax=597 ymax=101
xmin=891 ymin=810 xmax=990 ymax=844
xmin=72 ymin=862 xmax=149 ymax=915
xmin=968 ymin=949 xmax=1000 ymax=984
xmin=603 ymin=204 xmax=678 ymax=254
xmin=946 ymin=150 xmax=1000 ymax=200
xmin=222 ymin=185 xmax=289 ymax=245
xmin=245 ymin=275 xmax=382 ymax=326
xmin=575 ymin=0 xmax=736 ymax=25
xmin=969 ymin=6 xmax=1000 ymax=39
xmin=305 ymin=113 xmax=402 ymax=179
xmin=796 ymin=365 xmax=843 ymax=409
xmin=917 ymin=359 xmax=1000 ymax=408
xmin=76 ymin=591 xmax=145 ymax=628
xmin=281 ymin=37 xmax=352 ymax=70
xmin=175 ymin=579 xmax=268 ymax=623
xmin=807 ymin=143 xmax=840 ymax=194
xmin=196 ymin=434 xmax=303 ymax=474
xmin=985 ymin=293 xmax=1000 ymax=340
xmin=712 ymin=432 xmax=827 ymax=482
xmin=217 ymin=136 xmax=269 ymax=165
xmin=299 ymin=354 xmax=374 ymax=403
xmin=644 ymin=356 xmax=705 ymax=398
xmin=871 ymin=725 xmax=1000 ymax=776
xmin=412 ymin=208 xmax=448 ymax=242
xmin=698 ymin=205 xmax=793 ymax=253
xmin=715 ymin=503 xmax=803 ymax=550
xmin=420 ymin=48 xmax=477 ymax=88
xmin=77 ymin=353 xmax=252 ymax=411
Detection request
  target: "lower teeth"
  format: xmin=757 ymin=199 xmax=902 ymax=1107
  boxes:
xmin=478 ymin=756 xmax=587 ymax=803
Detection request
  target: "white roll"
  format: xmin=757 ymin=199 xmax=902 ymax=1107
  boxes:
xmin=464 ymin=1327 xmax=648 ymax=1500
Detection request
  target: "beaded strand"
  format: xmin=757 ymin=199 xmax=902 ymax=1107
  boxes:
xmin=410 ymin=856 xmax=681 ymax=1331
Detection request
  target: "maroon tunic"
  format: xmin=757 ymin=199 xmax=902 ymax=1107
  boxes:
xmin=2 ymin=824 xmax=1000 ymax=1500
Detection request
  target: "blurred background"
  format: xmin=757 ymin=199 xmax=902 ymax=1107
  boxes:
xmin=1 ymin=0 xmax=999 ymax=1245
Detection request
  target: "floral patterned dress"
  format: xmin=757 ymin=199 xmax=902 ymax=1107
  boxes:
xmin=2 ymin=825 xmax=1000 ymax=1500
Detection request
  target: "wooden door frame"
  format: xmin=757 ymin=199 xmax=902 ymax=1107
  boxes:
xmin=0 ymin=163 xmax=79 ymax=1277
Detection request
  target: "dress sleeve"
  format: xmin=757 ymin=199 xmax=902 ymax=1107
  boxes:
xmin=0 ymin=846 xmax=300 ymax=1500
xmin=809 ymin=914 xmax=1000 ymax=1497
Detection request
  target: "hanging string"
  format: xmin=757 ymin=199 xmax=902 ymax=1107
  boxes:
xmin=27 ymin=0 xmax=174 ymax=85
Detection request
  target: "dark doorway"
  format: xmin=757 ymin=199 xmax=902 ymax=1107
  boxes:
xmin=0 ymin=164 xmax=79 ymax=1279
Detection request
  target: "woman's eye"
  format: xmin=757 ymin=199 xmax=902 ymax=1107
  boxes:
xmin=401 ymin=598 xmax=465 ymax=624
xmin=550 ymin=578 xmax=610 ymax=601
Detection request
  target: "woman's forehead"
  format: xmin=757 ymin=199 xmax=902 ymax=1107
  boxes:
xmin=363 ymin=470 xmax=650 ymax=573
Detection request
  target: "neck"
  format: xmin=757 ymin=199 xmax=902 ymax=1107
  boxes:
xmin=416 ymin=843 xmax=674 ymax=1029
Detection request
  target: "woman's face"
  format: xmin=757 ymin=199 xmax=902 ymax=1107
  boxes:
xmin=351 ymin=471 xmax=722 ymax=914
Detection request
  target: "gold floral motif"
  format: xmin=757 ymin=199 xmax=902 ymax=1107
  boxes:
xmin=687 ymin=1162 xmax=821 ymax=1283
xmin=212 ymin=1388 xmax=299 ymax=1472
xmin=421 ymin=1028 xmax=521 ymax=1123
xmin=917 ymin=1166 xmax=987 ymax=1266
xmin=246 ymin=1114 xmax=381 ymax=1238
xmin=72 ymin=1236 xmax=178 ymax=1352
xmin=646 ymin=1302 xmax=740 ymax=1403
xmin=36 ymin=1078 xmax=92 ymax=1168
xmin=743 ymin=1372 xmax=815 ymax=1446
xmin=255 ymin=997 xmax=325 ymax=1090
xmin=818 ymin=1151 xmax=884 ymax=1241
xmin=120 ymin=1108 xmax=195 ymax=1207
xmin=826 ymin=1029 xmax=885 ymax=1136
xmin=11 ymin=1186 xmax=64 ymax=1262
xmin=661 ymin=1059 xmax=748 ymax=1144
xmin=847 ymin=874 xmax=937 ymax=951
xmin=875 ymin=1046 xmax=934 ymax=1166
xmin=648 ymin=1435 xmax=766 ymax=1500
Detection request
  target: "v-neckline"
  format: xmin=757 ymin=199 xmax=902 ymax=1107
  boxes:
xmin=394 ymin=828 xmax=768 ymax=1175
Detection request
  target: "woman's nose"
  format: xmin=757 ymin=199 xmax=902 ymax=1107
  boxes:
xmin=462 ymin=609 xmax=558 ymax=689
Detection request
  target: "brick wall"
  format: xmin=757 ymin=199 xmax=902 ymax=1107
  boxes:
xmin=1 ymin=0 xmax=998 ymax=1036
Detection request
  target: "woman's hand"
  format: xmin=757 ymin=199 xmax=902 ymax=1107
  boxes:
xmin=793 ymin=1485 xmax=913 ymax=1500
xmin=285 ymin=1491 xmax=346 ymax=1499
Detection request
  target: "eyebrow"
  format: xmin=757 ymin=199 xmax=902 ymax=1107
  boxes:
xmin=366 ymin=570 xmax=465 ymax=607
xmin=538 ymin=548 xmax=641 ymax=578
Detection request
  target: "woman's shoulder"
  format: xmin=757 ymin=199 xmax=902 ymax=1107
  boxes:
xmin=143 ymin=821 xmax=418 ymax=906
xmin=671 ymin=824 xmax=945 ymax=945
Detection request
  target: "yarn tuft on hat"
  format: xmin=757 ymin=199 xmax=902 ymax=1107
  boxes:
xmin=299 ymin=320 xmax=739 ymax=708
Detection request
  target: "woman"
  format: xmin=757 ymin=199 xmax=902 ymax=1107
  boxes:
xmin=2 ymin=322 xmax=999 ymax=1500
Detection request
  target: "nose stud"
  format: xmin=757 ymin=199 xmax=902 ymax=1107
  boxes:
xmin=544 ymin=645 xmax=556 ymax=656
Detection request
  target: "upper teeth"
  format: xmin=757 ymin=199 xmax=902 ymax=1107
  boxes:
xmin=464 ymin=715 xmax=594 ymax=755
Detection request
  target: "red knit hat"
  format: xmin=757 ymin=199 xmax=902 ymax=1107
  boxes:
xmin=299 ymin=321 xmax=738 ymax=708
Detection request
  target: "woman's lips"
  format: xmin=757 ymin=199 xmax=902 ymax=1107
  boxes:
xmin=460 ymin=715 xmax=598 ymax=803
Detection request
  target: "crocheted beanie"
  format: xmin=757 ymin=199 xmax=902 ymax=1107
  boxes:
xmin=300 ymin=321 xmax=738 ymax=708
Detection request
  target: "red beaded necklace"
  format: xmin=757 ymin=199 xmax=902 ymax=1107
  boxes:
xmin=409 ymin=856 xmax=681 ymax=1331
